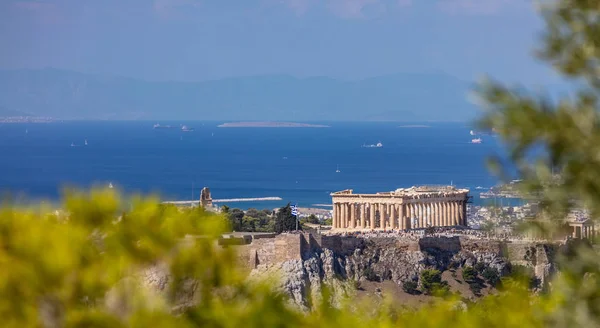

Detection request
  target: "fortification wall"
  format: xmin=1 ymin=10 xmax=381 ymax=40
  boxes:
xmin=236 ymin=234 xmax=305 ymax=269
xmin=235 ymin=233 xmax=557 ymax=272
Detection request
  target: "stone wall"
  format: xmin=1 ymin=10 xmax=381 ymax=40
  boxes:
xmin=235 ymin=233 xmax=558 ymax=282
xmin=236 ymin=234 xmax=306 ymax=270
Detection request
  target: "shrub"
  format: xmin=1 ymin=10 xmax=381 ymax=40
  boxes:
xmin=420 ymin=269 xmax=445 ymax=295
xmin=402 ymin=280 xmax=419 ymax=295
xmin=469 ymin=282 xmax=484 ymax=296
xmin=363 ymin=267 xmax=379 ymax=282
xmin=482 ymin=267 xmax=500 ymax=287
xmin=474 ymin=262 xmax=487 ymax=273
xmin=431 ymin=281 xmax=451 ymax=297
xmin=462 ymin=266 xmax=477 ymax=283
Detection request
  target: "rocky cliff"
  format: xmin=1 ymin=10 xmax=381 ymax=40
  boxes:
xmin=248 ymin=236 xmax=560 ymax=310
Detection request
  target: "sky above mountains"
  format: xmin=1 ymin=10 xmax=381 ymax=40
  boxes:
xmin=0 ymin=0 xmax=557 ymax=84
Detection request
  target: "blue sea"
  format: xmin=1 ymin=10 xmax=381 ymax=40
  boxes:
xmin=0 ymin=121 xmax=519 ymax=209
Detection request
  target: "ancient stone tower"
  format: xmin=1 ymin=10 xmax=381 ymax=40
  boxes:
xmin=200 ymin=187 xmax=213 ymax=208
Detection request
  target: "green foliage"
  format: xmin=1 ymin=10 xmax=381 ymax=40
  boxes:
xmin=474 ymin=2 xmax=600 ymax=323
xmin=402 ymin=280 xmax=419 ymax=295
xmin=306 ymin=214 xmax=320 ymax=224
xmin=474 ymin=262 xmax=487 ymax=274
xmin=223 ymin=208 xmax=275 ymax=232
xmin=420 ymin=269 xmax=449 ymax=296
xmin=220 ymin=205 xmax=230 ymax=214
xmin=274 ymin=203 xmax=299 ymax=233
xmin=8 ymin=2 xmax=600 ymax=326
xmin=462 ymin=267 xmax=478 ymax=283
xmin=482 ymin=267 xmax=500 ymax=287
xmin=362 ymin=267 xmax=379 ymax=282
xmin=0 ymin=188 xmax=576 ymax=328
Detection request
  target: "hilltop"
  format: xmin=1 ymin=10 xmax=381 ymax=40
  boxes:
xmin=0 ymin=69 xmax=477 ymax=121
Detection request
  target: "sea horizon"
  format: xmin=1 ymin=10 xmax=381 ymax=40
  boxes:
xmin=0 ymin=121 xmax=518 ymax=209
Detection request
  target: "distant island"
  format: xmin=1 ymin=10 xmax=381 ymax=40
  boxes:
xmin=0 ymin=116 xmax=57 ymax=123
xmin=218 ymin=122 xmax=330 ymax=128
xmin=399 ymin=125 xmax=431 ymax=128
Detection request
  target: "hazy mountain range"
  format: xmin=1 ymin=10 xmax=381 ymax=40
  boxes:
xmin=0 ymin=68 xmax=480 ymax=121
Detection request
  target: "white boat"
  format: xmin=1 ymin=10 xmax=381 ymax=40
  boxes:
xmin=362 ymin=142 xmax=383 ymax=148
xmin=335 ymin=164 xmax=341 ymax=173
xmin=471 ymin=138 xmax=482 ymax=144
xmin=470 ymin=130 xmax=476 ymax=136
xmin=181 ymin=125 xmax=195 ymax=132
xmin=84 ymin=139 xmax=88 ymax=146
xmin=108 ymin=182 xmax=114 ymax=189
xmin=70 ymin=142 xmax=75 ymax=147
xmin=153 ymin=123 xmax=175 ymax=129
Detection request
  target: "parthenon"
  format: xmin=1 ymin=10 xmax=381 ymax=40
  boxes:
xmin=331 ymin=186 xmax=470 ymax=230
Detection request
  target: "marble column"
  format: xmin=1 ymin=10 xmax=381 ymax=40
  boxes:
xmin=456 ymin=201 xmax=461 ymax=226
xmin=442 ymin=202 xmax=448 ymax=227
xmin=458 ymin=201 xmax=464 ymax=226
xmin=427 ymin=203 xmax=432 ymax=227
xmin=455 ymin=202 xmax=460 ymax=226
xmin=390 ymin=204 xmax=396 ymax=229
xmin=339 ymin=203 xmax=344 ymax=228
xmin=378 ymin=204 xmax=384 ymax=229
xmin=422 ymin=203 xmax=427 ymax=227
xmin=414 ymin=204 xmax=419 ymax=228
xmin=419 ymin=203 xmax=425 ymax=228
xmin=360 ymin=204 xmax=365 ymax=229
xmin=332 ymin=203 xmax=337 ymax=228
xmin=415 ymin=204 xmax=419 ymax=228
xmin=451 ymin=202 xmax=456 ymax=226
xmin=411 ymin=203 xmax=416 ymax=229
xmin=463 ymin=201 xmax=468 ymax=226
xmin=399 ymin=204 xmax=405 ymax=229
xmin=408 ymin=203 xmax=416 ymax=229
xmin=436 ymin=202 xmax=441 ymax=226
xmin=334 ymin=203 xmax=339 ymax=228
xmin=343 ymin=203 xmax=348 ymax=229
xmin=370 ymin=203 xmax=376 ymax=229
xmin=350 ymin=203 xmax=355 ymax=229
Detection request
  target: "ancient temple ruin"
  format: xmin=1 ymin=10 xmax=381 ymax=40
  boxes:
xmin=331 ymin=186 xmax=470 ymax=230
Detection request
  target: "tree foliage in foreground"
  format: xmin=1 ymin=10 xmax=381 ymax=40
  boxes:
xmin=5 ymin=0 xmax=600 ymax=326
xmin=0 ymin=189 xmax=556 ymax=328
xmin=474 ymin=0 xmax=600 ymax=326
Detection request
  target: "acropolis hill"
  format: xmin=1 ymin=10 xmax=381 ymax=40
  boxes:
xmin=216 ymin=231 xmax=562 ymax=309
xmin=146 ymin=186 xmax=570 ymax=309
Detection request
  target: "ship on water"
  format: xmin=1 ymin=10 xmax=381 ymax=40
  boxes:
xmin=153 ymin=123 xmax=176 ymax=129
xmin=362 ymin=142 xmax=383 ymax=148
xmin=181 ymin=125 xmax=195 ymax=132
xmin=471 ymin=138 xmax=482 ymax=144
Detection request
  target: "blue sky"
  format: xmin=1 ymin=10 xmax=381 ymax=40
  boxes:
xmin=0 ymin=0 xmax=557 ymax=84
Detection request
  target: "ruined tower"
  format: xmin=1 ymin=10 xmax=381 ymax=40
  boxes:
xmin=200 ymin=187 xmax=213 ymax=208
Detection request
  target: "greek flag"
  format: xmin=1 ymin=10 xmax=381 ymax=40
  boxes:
xmin=291 ymin=204 xmax=299 ymax=216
